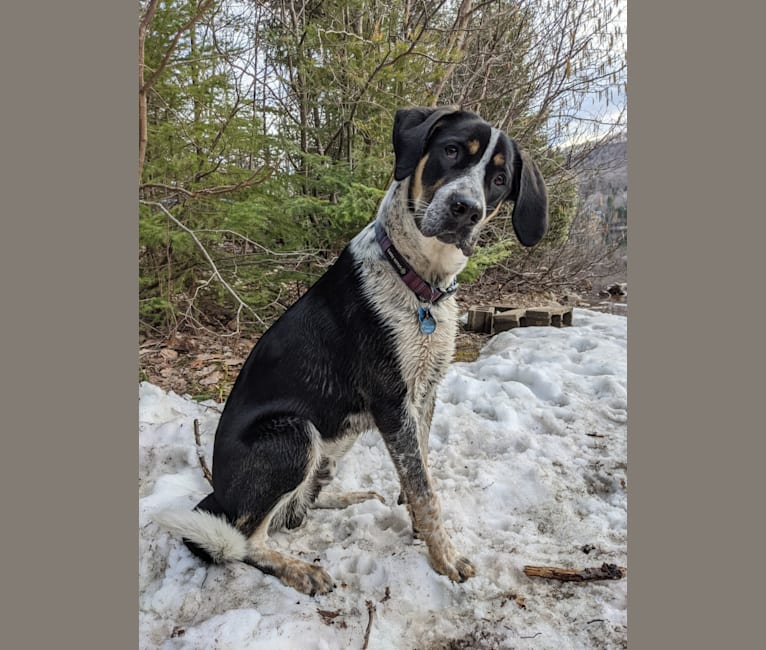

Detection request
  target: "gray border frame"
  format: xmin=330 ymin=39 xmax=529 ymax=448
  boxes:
xmin=3 ymin=2 xmax=764 ymax=648
xmin=2 ymin=3 xmax=137 ymax=649
xmin=629 ymin=3 xmax=763 ymax=648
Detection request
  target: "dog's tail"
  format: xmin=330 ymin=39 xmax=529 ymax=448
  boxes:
xmin=152 ymin=495 xmax=248 ymax=564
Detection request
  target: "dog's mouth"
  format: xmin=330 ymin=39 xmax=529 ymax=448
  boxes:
xmin=434 ymin=231 xmax=476 ymax=256
xmin=417 ymin=202 xmax=481 ymax=256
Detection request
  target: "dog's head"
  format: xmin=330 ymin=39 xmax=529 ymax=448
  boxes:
xmin=392 ymin=106 xmax=548 ymax=256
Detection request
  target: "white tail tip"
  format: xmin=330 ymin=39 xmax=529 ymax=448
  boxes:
xmin=152 ymin=509 xmax=248 ymax=563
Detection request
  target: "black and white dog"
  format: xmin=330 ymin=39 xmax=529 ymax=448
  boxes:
xmin=154 ymin=106 xmax=548 ymax=596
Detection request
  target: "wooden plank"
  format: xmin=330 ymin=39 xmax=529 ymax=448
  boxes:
xmin=525 ymin=308 xmax=551 ymax=326
xmin=491 ymin=304 xmax=520 ymax=313
xmin=466 ymin=306 xmax=495 ymax=333
xmin=468 ymin=304 xmax=573 ymax=332
xmin=493 ymin=309 xmax=526 ymax=333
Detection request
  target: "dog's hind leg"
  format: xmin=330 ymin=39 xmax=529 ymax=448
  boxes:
xmin=155 ymin=417 xmax=335 ymax=595
xmin=227 ymin=419 xmax=336 ymax=595
xmin=242 ymin=533 xmax=335 ymax=596
xmin=312 ymin=492 xmax=385 ymax=508
xmin=305 ymin=439 xmax=385 ymax=511
xmin=242 ymin=515 xmax=335 ymax=596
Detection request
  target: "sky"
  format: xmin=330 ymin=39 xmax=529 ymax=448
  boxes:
xmin=553 ymin=1 xmax=628 ymax=148
xmin=140 ymin=307 xmax=628 ymax=649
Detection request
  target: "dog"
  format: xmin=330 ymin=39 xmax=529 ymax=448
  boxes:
xmin=154 ymin=106 xmax=548 ymax=596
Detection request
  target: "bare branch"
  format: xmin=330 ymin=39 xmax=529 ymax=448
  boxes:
xmin=140 ymin=166 xmax=273 ymax=199
xmin=524 ymin=563 xmax=626 ymax=582
xmin=362 ymin=600 xmax=376 ymax=650
xmin=193 ymin=419 xmax=214 ymax=486
xmin=139 ymin=0 xmax=160 ymax=33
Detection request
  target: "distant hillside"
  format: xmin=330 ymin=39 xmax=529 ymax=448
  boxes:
xmin=572 ymin=137 xmax=627 ymax=213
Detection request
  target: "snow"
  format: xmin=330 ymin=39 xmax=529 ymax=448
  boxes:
xmin=139 ymin=308 xmax=627 ymax=649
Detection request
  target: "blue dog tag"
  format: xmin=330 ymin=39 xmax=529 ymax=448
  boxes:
xmin=418 ymin=306 xmax=436 ymax=334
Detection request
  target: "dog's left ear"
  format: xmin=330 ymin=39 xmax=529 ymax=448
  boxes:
xmin=509 ymin=141 xmax=549 ymax=247
xmin=392 ymin=106 xmax=459 ymax=181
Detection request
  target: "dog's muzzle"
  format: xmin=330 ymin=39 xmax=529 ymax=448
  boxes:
xmin=450 ymin=194 xmax=482 ymax=228
xmin=421 ymin=192 xmax=484 ymax=256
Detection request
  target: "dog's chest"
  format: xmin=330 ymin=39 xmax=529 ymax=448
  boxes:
xmin=350 ymin=225 xmax=458 ymax=406
xmin=388 ymin=298 xmax=456 ymax=404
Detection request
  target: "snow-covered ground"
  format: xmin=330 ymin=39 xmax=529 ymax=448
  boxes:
xmin=139 ymin=308 xmax=627 ymax=649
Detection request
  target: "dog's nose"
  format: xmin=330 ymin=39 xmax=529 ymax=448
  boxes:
xmin=450 ymin=194 xmax=482 ymax=226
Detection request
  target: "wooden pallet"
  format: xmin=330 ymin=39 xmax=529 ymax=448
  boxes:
xmin=466 ymin=305 xmax=573 ymax=334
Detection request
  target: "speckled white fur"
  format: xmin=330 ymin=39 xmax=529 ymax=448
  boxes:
xmin=346 ymin=176 xmax=476 ymax=582
xmin=350 ymin=179 xmax=461 ymax=451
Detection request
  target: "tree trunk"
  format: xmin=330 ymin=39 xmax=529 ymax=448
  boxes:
xmin=138 ymin=0 xmax=160 ymax=184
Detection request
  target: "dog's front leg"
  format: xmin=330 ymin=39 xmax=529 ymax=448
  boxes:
xmin=378 ymin=412 xmax=476 ymax=583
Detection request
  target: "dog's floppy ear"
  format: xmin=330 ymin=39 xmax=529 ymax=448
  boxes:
xmin=392 ymin=106 xmax=458 ymax=181
xmin=509 ymin=141 xmax=549 ymax=247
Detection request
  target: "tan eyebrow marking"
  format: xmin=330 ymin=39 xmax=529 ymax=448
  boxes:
xmin=467 ymin=139 xmax=480 ymax=155
xmin=411 ymin=153 xmax=429 ymax=204
xmin=493 ymin=153 xmax=505 ymax=166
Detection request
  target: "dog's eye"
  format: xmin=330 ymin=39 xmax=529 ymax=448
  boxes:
xmin=493 ymin=173 xmax=507 ymax=187
xmin=445 ymin=145 xmax=459 ymax=160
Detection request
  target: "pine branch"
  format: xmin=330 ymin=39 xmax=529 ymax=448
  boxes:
xmin=140 ymin=200 xmax=267 ymax=327
xmin=140 ymin=0 xmax=216 ymax=94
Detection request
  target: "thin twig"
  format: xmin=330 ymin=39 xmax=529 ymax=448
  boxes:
xmin=193 ymin=419 xmax=214 ymax=486
xmin=362 ymin=600 xmax=375 ymax=650
xmin=140 ymin=166 xmax=272 ymax=199
xmin=194 ymin=229 xmax=324 ymax=258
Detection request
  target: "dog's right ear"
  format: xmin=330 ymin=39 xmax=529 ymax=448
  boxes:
xmin=392 ymin=106 xmax=458 ymax=181
xmin=509 ymin=142 xmax=549 ymax=247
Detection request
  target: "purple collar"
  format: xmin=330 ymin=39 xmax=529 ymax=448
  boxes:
xmin=375 ymin=220 xmax=458 ymax=304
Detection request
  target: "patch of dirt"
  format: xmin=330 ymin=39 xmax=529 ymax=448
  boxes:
xmin=139 ymin=330 xmax=256 ymax=403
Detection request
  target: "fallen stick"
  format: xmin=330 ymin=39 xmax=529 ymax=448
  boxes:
xmin=523 ymin=563 xmax=626 ymax=582
xmin=362 ymin=600 xmax=375 ymax=650
xmin=193 ymin=419 xmax=214 ymax=486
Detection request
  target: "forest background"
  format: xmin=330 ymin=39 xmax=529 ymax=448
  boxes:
xmin=138 ymin=0 xmax=627 ymax=399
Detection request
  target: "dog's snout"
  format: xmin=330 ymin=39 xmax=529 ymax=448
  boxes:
xmin=450 ymin=194 xmax=482 ymax=226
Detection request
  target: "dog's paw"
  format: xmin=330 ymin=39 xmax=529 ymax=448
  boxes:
xmin=282 ymin=563 xmax=335 ymax=596
xmin=429 ymin=548 xmax=476 ymax=583
xmin=452 ymin=556 xmax=477 ymax=582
